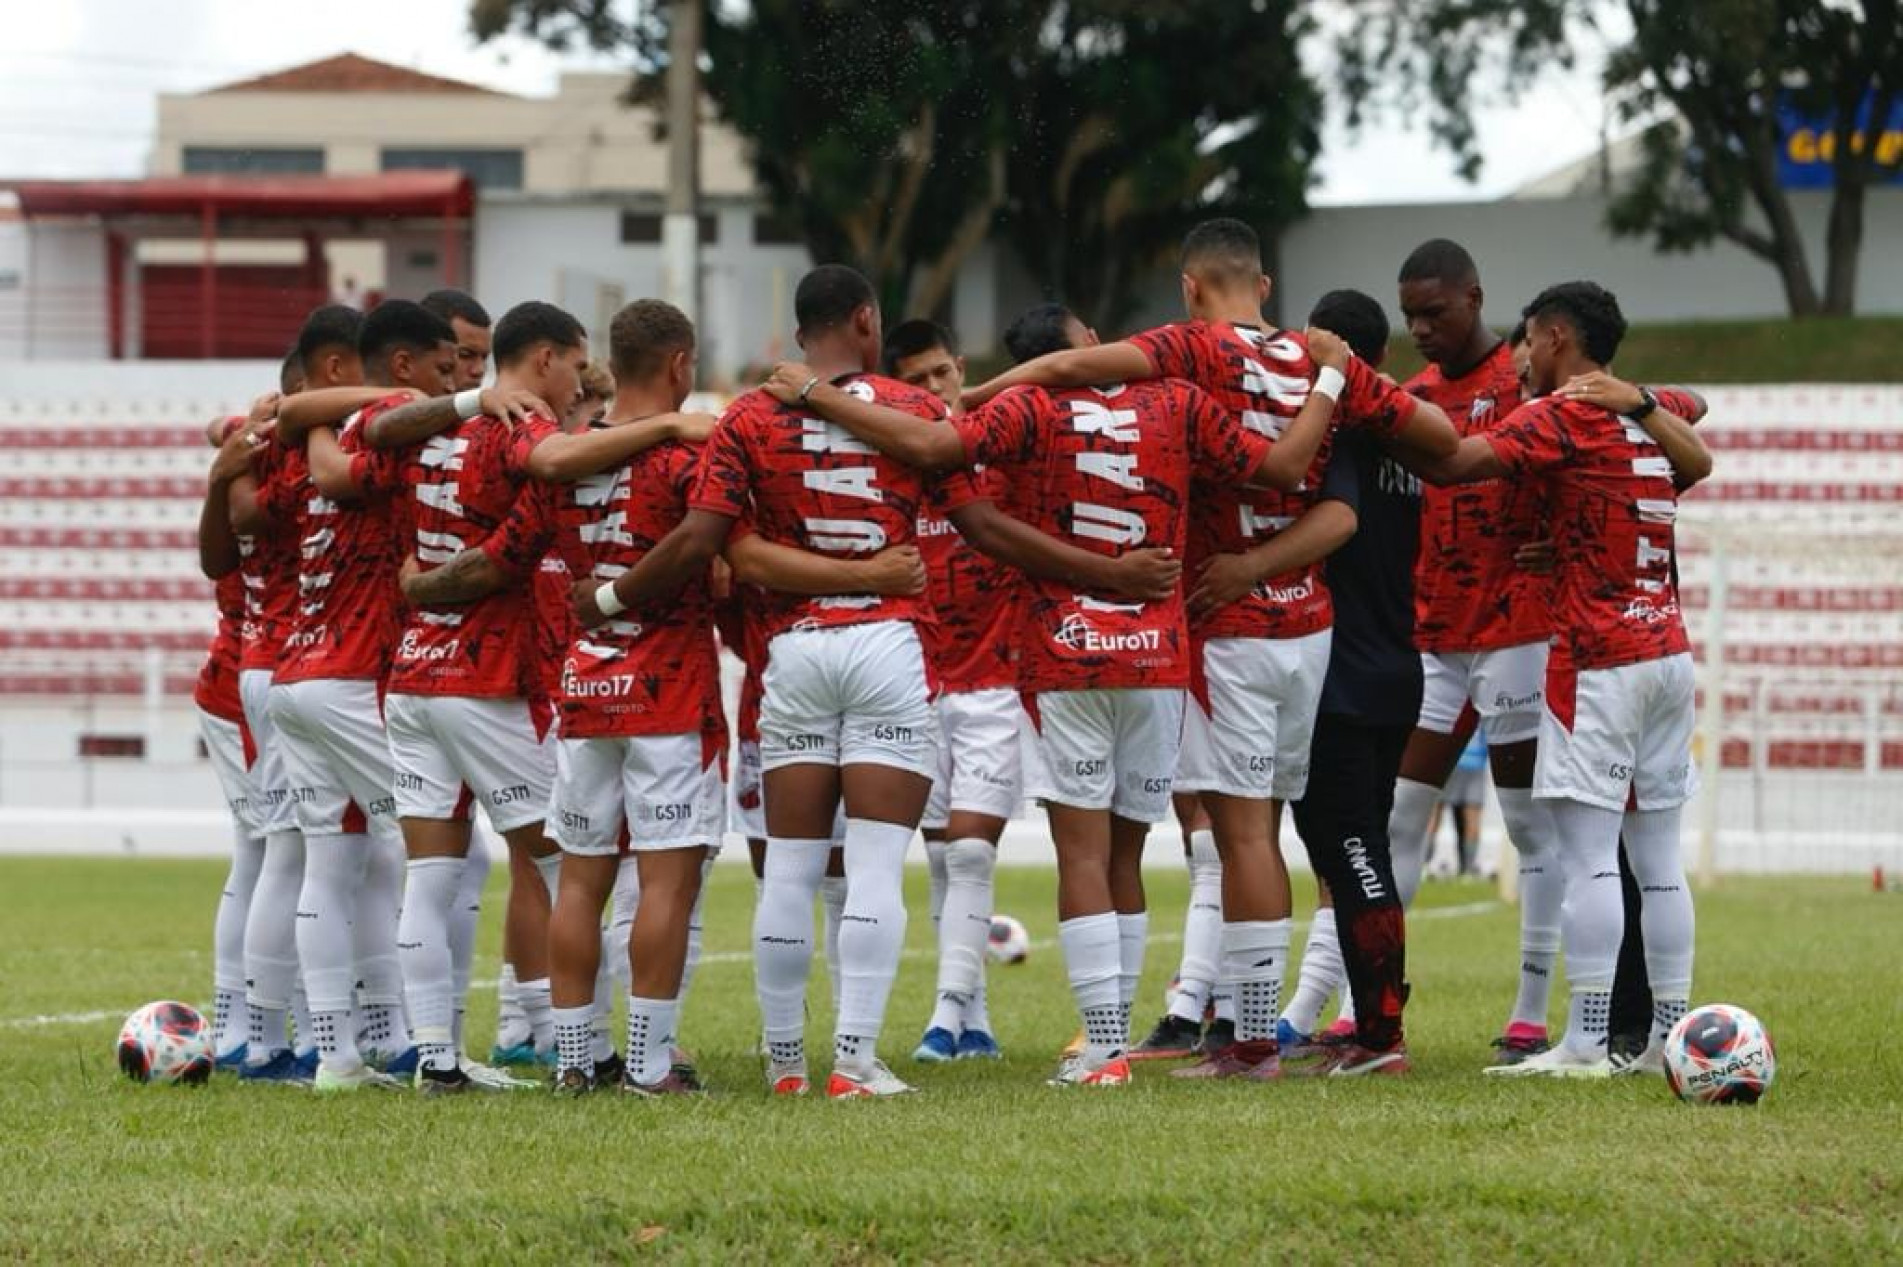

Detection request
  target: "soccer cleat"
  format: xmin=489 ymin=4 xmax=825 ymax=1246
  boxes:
xmin=460 ymin=1057 xmax=538 ymax=1091
xmin=911 ymin=1027 xmax=959 ymax=1064
xmin=415 ymin=1063 xmax=484 ymax=1096
xmin=1485 ymin=1021 xmax=1551 ymax=1070
xmin=826 ymin=1060 xmax=916 ymax=1099
xmin=552 ymin=1067 xmax=596 ymax=1096
xmin=238 ymin=1047 xmax=310 ymax=1085
xmin=292 ymin=1048 xmax=319 ymax=1081
xmin=669 ymin=1059 xmax=705 ymax=1093
xmin=1321 ymin=1017 xmax=1358 ymax=1043
xmin=1327 ymin=1043 xmax=1411 ymax=1078
xmin=767 ymin=1060 xmax=810 ymax=1097
xmin=593 ymin=1051 xmax=627 ymax=1086
xmin=1193 ymin=1018 xmax=1237 ymax=1057
xmin=1059 ymin=1028 xmax=1085 ymax=1059
xmin=1171 ymin=1038 xmax=1281 ymax=1081
xmin=489 ymin=1040 xmax=556 ymax=1069
xmin=1484 ymin=1044 xmax=1612 ymax=1079
xmin=1608 ymin=1042 xmax=1667 ymax=1078
xmin=955 ymin=1029 xmax=1003 ymax=1061
xmin=313 ymin=1062 xmax=405 ymax=1094
xmin=378 ymin=1045 xmax=420 ymax=1077
xmin=213 ymin=1043 xmax=249 ymax=1072
xmin=1049 ymin=1052 xmax=1132 ymax=1088
xmin=1130 ymin=1014 xmax=1203 ymax=1061
xmin=622 ymin=1068 xmax=705 ymax=1098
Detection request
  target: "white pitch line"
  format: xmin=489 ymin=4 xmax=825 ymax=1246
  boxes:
xmin=1 ymin=901 xmax=1502 ymax=1029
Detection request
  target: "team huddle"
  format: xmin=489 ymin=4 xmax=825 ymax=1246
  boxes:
xmin=191 ymin=217 xmax=1714 ymax=1097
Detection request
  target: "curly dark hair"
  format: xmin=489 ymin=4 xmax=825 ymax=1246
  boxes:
xmin=1522 ymin=281 xmax=1627 ymax=365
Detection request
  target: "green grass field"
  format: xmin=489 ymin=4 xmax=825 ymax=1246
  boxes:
xmin=3 ymin=857 xmax=1899 ymax=1262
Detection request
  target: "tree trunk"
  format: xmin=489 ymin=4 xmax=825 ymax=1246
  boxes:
xmin=1821 ymin=175 xmax=1865 ymax=316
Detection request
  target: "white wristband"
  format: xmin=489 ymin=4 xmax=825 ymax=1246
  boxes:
xmin=1312 ymin=365 xmax=1346 ymax=402
xmin=454 ymin=388 xmax=483 ymax=420
xmin=594 ymin=581 xmax=627 ymax=618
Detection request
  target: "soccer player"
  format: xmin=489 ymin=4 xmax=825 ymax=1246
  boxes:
xmin=228 ymin=312 xmax=362 ymax=1082
xmin=963 ymin=221 xmax=1453 ymax=1078
xmin=421 ymin=288 xmax=493 ymax=393
xmin=195 ymin=398 xmax=276 ymax=1067
xmin=1416 ymin=281 xmax=1711 ymax=1078
xmin=767 ymin=298 xmax=1354 ymax=1088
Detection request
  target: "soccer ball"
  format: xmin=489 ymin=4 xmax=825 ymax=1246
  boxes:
xmin=987 ymin=914 xmax=1030 ymax=965
xmin=1664 ymin=1004 xmax=1776 ymax=1105
xmin=116 ymin=1001 xmax=214 ymax=1085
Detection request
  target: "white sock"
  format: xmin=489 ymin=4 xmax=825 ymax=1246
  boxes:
xmin=1116 ymin=911 xmax=1149 ymax=1038
xmin=1388 ymin=777 xmax=1439 ymax=908
xmin=519 ymin=977 xmax=555 ymax=1054
xmin=966 ymin=982 xmax=993 ymax=1036
xmin=1060 ymin=913 xmax=1124 ymax=1062
xmin=626 ymin=994 xmax=681 ymax=1086
xmin=1211 ymin=985 xmax=1236 ymax=1024
xmin=213 ymin=827 xmax=266 ymax=1055
xmin=924 ymin=836 xmax=949 ymax=926
xmin=243 ymin=829 xmax=304 ymax=1059
xmin=398 ymin=855 xmax=462 ymax=1072
xmin=1498 ymin=786 xmax=1562 ymax=1031
xmin=754 ymin=837 xmax=830 ymax=1065
xmin=1550 ymin=798 xmax=1626 ymax=1058
xmin=820 ymin=872 xmax=849 ymax=1017
xmin=1171 ymin=830 xmax=1223 ymax=1024
xmin=1223 ymin=919 xmax=1291 ymax=1044
xmin=290 ymin=979 xmax=314 ymax=1057
xmin=553 ymin=1004 xmax=594 ymax=1076
xmin=496 ymin=961 xmax=528 ymax=1047
xmin=681 ymin=855 xmax=714 ymax=1000
xmin=928 ymin=838 xmax=994 ymax=1034
xmin=1624 ymin=806 xmax=1695 ymax=1044
xmin=352 ymin=829 xmax=407 ymax=1054
xmin=833 ymin=818 xmax=912 ymax=1072
xmin=295 ymin=832 xmax=370 ymax=1068
xmin=592 ymin=857 xmax=640 ymax=1061
xmin=450 ymin=831 xmax=491 ymax=1052
xmin=1282 ymin=907 xmax=1343 ymax=1036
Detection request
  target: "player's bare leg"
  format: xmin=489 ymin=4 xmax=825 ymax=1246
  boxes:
xmin=498 ymin=822 xmax=560 ymax=1059
xmin=549 ymin=852 xmax=617 ymax=1089
xmin=1134 ymin=794 xmax=1219 ymax=1059
xmin=622 ymin=846 xmax=710 ymax=1093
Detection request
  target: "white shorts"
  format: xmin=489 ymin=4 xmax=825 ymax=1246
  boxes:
xmin=267 ymin=679 xmax=402 ymax=842
xmin=386 ymin=693 xmax=555 ymax=833
xmin=759 ymin=621 xmax=937 ymax=778
xmin=731 ymin=738 xmax=767 ymax=842
xmin=549 ymin=732 xmax=727 ymax=856
xmin=197 ymin=708 xmax=254 ymax=828
xmin=1537 ymin=653 xmax=1699 ymax=812
xmin=1176 ymin=631 xmax=1331 ymax=802
xmin=922 ymin=687 xmax=1027 ymax=829
xmin=1416 ymin=642 xmax=1548 ymax=745
xmin=239 ymin=668 xmax=296 ymax=836
xmin=1025 ymin=688 xmax=1186 ymax=824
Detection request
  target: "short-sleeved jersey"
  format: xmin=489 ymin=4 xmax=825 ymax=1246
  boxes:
xmin=917 ymin=465 xmax=1018 ymax=693
xmin=716 ymin=586 xmax=770 ymax=745
xmin=240 ymin=444 xmax=301 ymax=673
xmin=1128 ymin=320 xmax=1419 ymax=640
xmin=388 ymin=413 xmax=559 ymax=698
xmin=550 ymin=438 xmax=724 ymax=740
xmin=956 ymin=381 xmax=1272 ymax=692
xmin=1484 ymin=397 xmax=1692 ymax=671
xmin=687 ymin=376 xmax=953 ymax=642
xmin=194 ymin=571 xmax=247 ymax=722
xmin=1405 ymin=340 xmax=1545 ymax=652
xmin=274 ymin=396 xmax=415 ymax=685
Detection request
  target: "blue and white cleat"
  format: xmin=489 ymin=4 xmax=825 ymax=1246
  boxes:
xmin=379 ymin=1046 xmax=420 ymax=1077
xmin=238 ymin=1047 xmax=311 ymax=1085
xmin=490 ymin=1040 xmax=556 ymax=1069
xmin=292 ymin=1048 xmax=319 ymax=1081
xmin=955 ymin=1029 xmax=1003 ymax=1061
xmin=911 ymin=1027 xmax=959 ymax=1063
xmin=213 ymin=1043 xmax=249 ymax=1072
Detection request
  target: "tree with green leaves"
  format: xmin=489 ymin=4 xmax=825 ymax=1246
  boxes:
xmin=471 ymin=0 xmax=1319 ymax=326
xmin=1338 ymin=0 xmax=1902 ymax=316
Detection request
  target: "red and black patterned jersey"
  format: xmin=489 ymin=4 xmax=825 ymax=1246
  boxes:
xmin=1484 ymin=397 xmax=1692 ymax=670
xmin=687 ymin=376 xmax=955 ymax=641
xmin=715 ymin=582 xmax=770 ymax=745
xmin=956 ymin=381 xmax=1272 ymax=692
xmin=241 ymin=443 xmax=301 ymax=673
xmin=548 ymin=439 xmax=724 ymax=740
xmin=1406 ymin=341 xmax=1544 ymax=651
xmin=388 ymin=413 xmax=559 ymax=698
xmin=917 ymin=465 xmax=1018 ymax=692
xmin=194 ymin=570 xmax=246 ymax=722
xmin=1128 ymin=320 xmax=1419 ymax=640
xmin=274 ymin=396 xmax=414 ymax=685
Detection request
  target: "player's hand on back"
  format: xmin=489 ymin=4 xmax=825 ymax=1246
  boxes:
xmin=481 ymin=385 xmax=552 ymax=426
xmin=207 ymin=421 xmax=268 ymax=485
xmin=396 ymin=554 xmax=423 ymax=596
xmin=862 ymin=545 xmax=927 ymax=597
xmin=761 ymin=362 xmax=816 ymax=406
xmin=1556 ymin=371 xmax=1644 ymax=415
xmin=1188 ymin=551 xmax=1261 ymax=618
xmin=1106 ymin=547 xmax=1181 ymax=603
xmin=1304 ymin=327 xmax=1351 ymax=371
xmin=246 ymin=391 xmax=282 ymax=426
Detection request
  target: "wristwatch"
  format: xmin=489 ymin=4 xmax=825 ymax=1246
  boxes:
xmin=1633 ymin=386 xmax=1660 ymax=420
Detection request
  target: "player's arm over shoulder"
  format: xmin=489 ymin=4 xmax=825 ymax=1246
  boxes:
xmin=1408 ymin=398 xmax=1557 ymax=486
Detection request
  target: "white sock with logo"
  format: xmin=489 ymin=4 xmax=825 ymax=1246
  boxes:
xmin=834 ymin=818 xmax=913 ymax=1074
xmin=243 ymin=829 xmax=304 ymax=1060
xmin=1171 ymin=831 xmax=1223 ymax=1024
xmin=928 ymin=838 xmax=994 ymax=1034
xmin=398 ymin=855 xmax=462 ymax=1073
xmin=1060 ymin=913 xmax=1125 ymax=1063
xmin=754 ymin=838 xmax=830 ymax=1067
xmin=1282 ymin=906 xmax=1343 ymax=1036
xmin=296 ymin=832 xmax=371 ymax=1070
xmin=1116 ymin=910 xmax=1149 ymax=1041
xmin=1551 ymin=798 xmax=1626 ymax=1058
xmin=1498 ymin=786 xmax=1562 ymax=1032
xmin=1388 ymin=777 xmax=1441 ymax=908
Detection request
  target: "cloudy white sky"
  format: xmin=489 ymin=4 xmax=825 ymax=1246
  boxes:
xmin=0 ymin=0 xmax=1620 ymax=205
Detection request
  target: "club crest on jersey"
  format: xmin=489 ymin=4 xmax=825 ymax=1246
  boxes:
xmin=1470 ymin=396 xmax=1496 ymax=425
